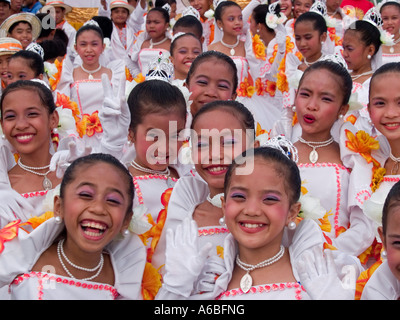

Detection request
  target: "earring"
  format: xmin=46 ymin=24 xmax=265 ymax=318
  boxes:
xmin=367 ymin=54 xmax=372 ymax=60
xmin=292 ymin=106 xmax=296 ymax=112
xmin=381 ymin=250 xmax=387 ymax=259
xmin=123 ymin=229 xmax=130 ymax=237
xmin=1 ymin=134 xmax=5 ymax=139
xmin=338 ymin=114 xmax=344 ymax=120
xmin=288 ymin=221 xmax=296 ymax=230
xmin=219 ymin=216 xmax=226 ymax=227
xmin=54 ymin=216 xmax=63 ymax=224
xmin=256 ymin=28 xmax=260 ymax=33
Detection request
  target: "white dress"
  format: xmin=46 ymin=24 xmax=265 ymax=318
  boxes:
xmin=0 ymin=217 xmax=146 ymax=300
xmin=361 ymin=260 xmax=400 ymax=300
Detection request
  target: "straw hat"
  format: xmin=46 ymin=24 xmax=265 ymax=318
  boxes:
xmin=110 ymin=0 xmax=134 ymax=14
xmin=0 ymin=13 xmax=42 ymax=41
xmin=0 ymin=37 xmax=22 ymax=56
xmin=41 ymin=0 xmax=72 ymax=14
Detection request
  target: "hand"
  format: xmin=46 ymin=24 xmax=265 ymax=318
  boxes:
xmin=296 ymin=247 xmax=355 ymax=300
xmin=162 ymin=218 xmax=213 ymax=297
xmin=193 ymin=254 xmax=226 ymax=294
xmin=50 ymin=140 xmax=92 ymax=178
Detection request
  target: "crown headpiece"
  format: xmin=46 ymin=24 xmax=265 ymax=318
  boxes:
xmin=309 ymin=0 xmax=328 ymax=16
xmin=145 ymin=51 xmax=174 ymax=82
xmin=261 ymin=135 xmax=299 ymax=162
xmin=363 ymin=7 xmax=383 ymax=28
xmin=319 ymin=53 xmax=348 ymax=69
xmin=266 ymin=1 xmax=287 ymax=29
xmin=182 ymin=5 xmax=200 ymax=20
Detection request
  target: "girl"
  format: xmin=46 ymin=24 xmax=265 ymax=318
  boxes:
xmin=361 ymin=180 xmax=400 ymax=299
xmin=0 ymin=80 xmax=60 ymax=227
xmin=185 ymin=50 xmax=238 ymax=118
xmin=341 ymin=12 xmax=383 ymax=132
xmin=0 ymin=37 xmax=22 ymax=91
xmin=0 ymin=153 xmax=146 ymax=300
xmin=126 ymin=7 xmax=171 ymax=78
xmin=189 ymin=0 xmax=214 ymax=47
xmin=170 ymin=32 xmax=202 ymax=83
xmin=155 ymin=100 xmax=258 ymax=296
xmin=293 ymin=60 xmax=375 ymax=257
xmin=5 ymin=49 xmax=44 ymax=86
xmin=0 ymin=12 xmax=41 ymax=49
xmin=380 ymin=0 xmax=400 ymax=64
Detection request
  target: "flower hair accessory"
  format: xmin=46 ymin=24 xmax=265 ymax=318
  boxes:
xmin=265 ymin=1 xmax=287 ymax=29
xmin=363 ymin=7 xmax=394 ymax=45
xmin=145 ymin=51 xmax=174 ymax=82
xmin=261 ymin=135 xmax=299 ymax=162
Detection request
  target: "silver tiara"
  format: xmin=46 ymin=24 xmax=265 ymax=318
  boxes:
xmin=83 ymin=19 xmax=100 ymax=28
xmin=262 ymin=135 xmax=299 ymax=162
xmin=319 ymin=53 xmax=348 ymax=69
xmin=363 ymin=7 xmax=383 ymax=28
xmin=182 ymin=6 xmax=200 ymax=20
xmin=309 ymin=0 xmax=328 ymax=16
xmin=162 ymin=3 xmax=171 ymax=15
xmin=145 ymin=51 xmax=174 ymax=82
xmin=26 ymin=42 xmax=44 ymax=59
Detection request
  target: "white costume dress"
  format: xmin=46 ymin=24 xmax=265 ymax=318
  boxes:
xmin=361 ymin=260 xmax=400 ymax=299
xmin=0 ymin=217 xmax=146 ymax=300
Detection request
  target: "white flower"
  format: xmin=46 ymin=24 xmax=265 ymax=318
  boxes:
xmin=204 ymin=9 xmax=214 ymax=19
xmin=325 ymin=16 xmax=336 ymax=28
xmin=299 ymin=194 xmax=326 ymax=220
xmin=256 ymin=132 xmax=270 ymax=146
xmin=266 ymin=12 xmax=287 ymax=29
xmin=56 ymin=107 xmax=76 ymax=135
xmin=44 ymin=61 xmax=58 ymax=80
xmin=42 ymin=184 xmax=60 ymax=212
xmin=128 ymin=204 xmax=153 ymax=235
xmin=381 ymin=30 xmax=394 ymax=46
xmin=348 ymin=92 xmax=363 ymax=111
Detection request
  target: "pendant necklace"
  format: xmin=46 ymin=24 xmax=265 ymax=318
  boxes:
xmin=389 ymin=152 xmax=400 ymax=175
xmin=350 ymin=70 xmax=373 ymax=81
xmin=221 ymin=37 xmax=240 ymax=56
xmin=236 ymin=245 xmax=285 ymax=293
xmin=17 ymin=158 xmax=52 ymax=190
xmin=149 ymin=37 xmax=168 ymax=49
xmin=80 ymin=63 xmax=102 ymax=80
xmin=389 ymin=36 xmax=400 ymax=53
xmin=130 ymin=159 xmax=175 ymax=187
xmin=298 ymin=136 xmax=334 ymax=164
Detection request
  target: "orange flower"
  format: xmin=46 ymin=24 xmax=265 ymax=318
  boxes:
xmin=82 ymin=111 xmax=103 ymax=137
xmin=237 ymin=77 xmax=255 ymax=98
xmin=56 ymin=92 xmax=80 ymax=122
xmin=141 ymin=262 xmax=162 ymax=300
xmin=276 ymin=69 xmax=289 ymax=93
xmin=345 ymin=114 xmax=357 ymax=125
xmin=255 ymin=78 xmax=264 ymax=96
xmin=216 ymin=246 xmax=224 ymax=259
xmin=125 ymin=66 xmax=133 ymax=82
xmin=48 ymin=57 xmax=63 ymax=91
xmin=265 ymin=80 xmax=276 ymax=97
xmin=256 ymin=122 xmax=268 ymax=137
xmin=355 ymin=259 xmax=382 ymax=300
xmin=0 ymin=219 xmax=20 ymax=253
xmin=20 ymin=211 xmax=54 ymax=231
xmin=345 ymin=129 xmax=380 ymax=166
xmin=322 ymin=232 xmax=337 ymax=251
xmin=371 ymin=167 xmax=386 ymax=192
xmin=292 ymin=111 xmax=298 ymax=126
xmin=76 ymin=118 xmax=87 ymax=138
xmin=319 ymin=211 xmax=332 ymax=233
xmin=133 ymin=72 xmax=145 ymax=83
xmin=252 ymin=34 xmax=266 ymax=61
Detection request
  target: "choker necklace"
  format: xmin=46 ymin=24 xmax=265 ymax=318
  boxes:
xmin=221 ymin=37 xmax=240 ymax=56
xmin=80 ymin=63 xmax=102 ymax=80
xmin=304 ymin=54 xmax=324 ymax=67
xmin=387 ymin=36 xmax=400 ymax=53
xmin=236 ymin=245 xmax=285 ymax=293
xmin=17 ymin=158 xmax=52 ymax=190
xmin=350 ymin=70 xmax=373 ymax=81
xmin=206 ymin=193 xmax=224 ymax=208
xmin=130 ymin=160 xmax=175 ymax=187
xmin=298 ymin=136 xmax=334 ymax=164
xmin=149 ymin=37 xmax=168 ymax=49
xmin=389 ymin=152 xmax=400 ymax=175
xmin=57 ymin=239 xmax=104 ymax=281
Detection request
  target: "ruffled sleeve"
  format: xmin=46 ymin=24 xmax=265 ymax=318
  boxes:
xmin=106 ymin=234 xmax=146 ymax=300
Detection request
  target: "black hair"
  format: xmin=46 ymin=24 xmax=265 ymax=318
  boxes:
xmin=370 ymin=62 xmax=400 ymax=95
xmin=299 ymin=60 xmax=353 ymax=106
xmin=75 ymin=24 xmax=104 ymax=44
xmin=214 ymin=0 xmax=241 ymax=22
xmin=295 ymin=11 xmax=327 ymax=35
xmin=53 ymin=28 xmax=69 ymax=47
xmin=8 ymin=20 xmax=32 ymax=35
xmin=224 ymin=146 xmax=302 ymax=205
xmin=345 ymin=20 xmax=381 ymax=57
xmin=0 ymin=79 xmax=56 ymax=117
xmin=252 ymin=4 xmax=276 ymax=33
xmin=40 ymin=39 xmax=67 ymax=61
xmin=380 ymin=1 xmax=400 ymax=13
xmin=191 ymin=100 xmax=255 ymax=139
xmin=382 ymin=180 xmax=400 ymax=235
xmin=9 ymin=50 xmax=44 ymax=77
xmin=127 ymin=79 xmax=187 ymax=132
xmin=147 ymin=7 xmax=170 ymax=24
xmin=170 ymin=32 xmax=202 ymax=56
xmin=172 ymin=15 xmax=203 ymax=39
xmin=91 ymin=16 xmax=114 ymax=39
xmin=36 ymin=13 xmax=56 ymax=38
xmin=60 ymin=153 xmax=134 ymax=217
xmin=186 ymin=50 xmax=238 ymax=94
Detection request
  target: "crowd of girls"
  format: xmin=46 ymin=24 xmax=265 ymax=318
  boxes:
xmin=0 ymin=0 xmax=399 ymax=301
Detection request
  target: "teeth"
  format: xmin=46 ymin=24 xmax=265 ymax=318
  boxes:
xmin=385 ymin=123 xmax=399 ymax=127
xmin=16 ymin=134 xmax=33 ymax=141
xmin=83 ymin=230 xmax=104 ymax=237
xmin=81 ymin=221 xmax=107 ymax=230
xmin=241 ymin=223 xmax=264 ymax=228
xmin=208 ymin=166 xmax=227 ymax=173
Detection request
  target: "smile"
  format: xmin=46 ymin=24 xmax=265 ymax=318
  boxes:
xmin=80 ymin=220 xmax=108 ymax=239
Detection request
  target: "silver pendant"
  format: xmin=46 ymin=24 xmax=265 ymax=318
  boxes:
xmin=230 ymin=48 xmax=235 ymax=56
xmin=240 ymin=273 xmax=252 ymax=293
xmin=309 ymin=149 xmax=318 ymax=164
xmin=43 ymin=176 xmax=52 ymax=190
xmin=390 ymin=46 xmax=394 ymax=54
xmin=88 ymin=74 xmax=94 ymax=80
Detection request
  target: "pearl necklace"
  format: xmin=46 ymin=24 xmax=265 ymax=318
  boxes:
xmin=149 ymin=36 xmax=168 ymax=49
xmin=387 ymin=36 xmax=400 ymax=53
xmin=236 ymin=245 xmax=285 ymax=293
xmin=17 ymin=158 xmax=52 ymax=190
xmin=221 ymin=37 xmax=240 ymax=56
xmin=389 ymin=152 xmax=400 ymax=175
xmin=80 ymin=63 xmax=102 ymax=80
xmin=206 ymin=193 xmax=224 ymax=208
xmin=303 ymin=54 xmax=324 ymax=67
xmin=130 ymin=160 xmax=175 ymax=187
xmin=298 ymin=136 xmax=334 ymax=164
xmin=350 ymin=70 xmax=373 ymax=81
xmin=57 ymin=239 xmax=104 ymax=281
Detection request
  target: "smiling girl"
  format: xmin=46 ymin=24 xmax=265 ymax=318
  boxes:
xmin=380 ymin=1 xmax=400 ymax=63
xmin=0 ymin=153 xmax=146 ymax=299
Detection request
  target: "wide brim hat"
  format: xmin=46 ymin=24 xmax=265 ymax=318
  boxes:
xmin=110 ymin=0 xmax=134 ymax=14
xmin=41 ymin=0 xmax=72 ymax=14
xmin=0 ymin=13 xmax=42 ymax=41
xmin=0 ymin=37 xmax=22 ymax=56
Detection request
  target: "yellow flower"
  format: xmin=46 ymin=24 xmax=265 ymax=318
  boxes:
xmin=141 ymin=262 xmax=162 ymax=300
xmin=252 ymin=34 xmax=266 ymax=61
xmin=20 ymin=211 xmax=54 ymax=231
xmin=371 ymin=167 xmax=386 ymax=192
xmin=345 ymin=129 xmax=380 ymax=166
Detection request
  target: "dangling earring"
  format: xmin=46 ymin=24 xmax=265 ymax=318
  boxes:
xmin=54 ymin=216 xmax=63 ymax=224
xmin=288 ymin=221 xmax=296 ymax=230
